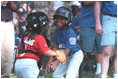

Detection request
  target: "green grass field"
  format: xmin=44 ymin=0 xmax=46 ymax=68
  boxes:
xmin=10 ymin=72 xmax=53 ymax=78
xmin=9 ymin=72 xmax=96 ymax=78
xmin=10 ymin=71 xmax=113 ymax=78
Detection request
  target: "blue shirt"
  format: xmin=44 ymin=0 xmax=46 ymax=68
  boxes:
xmin=70 ymin=16 xmax=80 ymax=35
xmin=79 ymin=1 xmax=102 ymax=27
xmin=53 ymin=27 xmax=80 ymax=56
xmin=102 ymin=1 xmax=117 ymax=16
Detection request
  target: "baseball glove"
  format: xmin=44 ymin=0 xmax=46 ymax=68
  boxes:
xmin=55 ymin=50 xmax=66 ymax=64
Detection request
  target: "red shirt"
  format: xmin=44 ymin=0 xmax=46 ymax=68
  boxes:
xmin=16 ymin=34 xmax=50 ymax=62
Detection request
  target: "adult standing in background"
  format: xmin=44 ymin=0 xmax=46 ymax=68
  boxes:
xmin=1 ymin=1 xmax=19 ymax=78
xmin=94 ymin=1 xmax=117 ymax=78
xmin=79 ymin=1 xmax=103 ymax=77
xmin=70 ymin=6 xmax=81 ymax=42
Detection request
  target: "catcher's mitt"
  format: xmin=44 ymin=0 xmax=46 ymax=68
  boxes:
xmin=55 ymin=50 xmax=66 ymax=64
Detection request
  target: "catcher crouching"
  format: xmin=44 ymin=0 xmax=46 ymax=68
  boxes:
xmin=14 ymin=11 xmax=66 ymax=78
xmin=47 ymin=7 xmax=84 ymax=78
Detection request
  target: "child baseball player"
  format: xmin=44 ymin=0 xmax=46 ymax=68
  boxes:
xmin=47 ymin=7 xmax=84 ymax=78
xmin=14 ymin=11 xmax=66 ymax=78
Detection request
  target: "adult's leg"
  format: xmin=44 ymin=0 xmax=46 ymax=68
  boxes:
xmin=95 ymin=34 xmax=103 ymax=75
xmin=101 ymin=15 xmax=117 ymax=78
xmin=113 ymin=45 xmax=117 ymax=78
xmin=79 ymin=27 xmax=95 ymax=53
xmin=101 ymin=46 xmax=112 ymax=75
xmin=95 ymin=53 xmax=102 ymax=75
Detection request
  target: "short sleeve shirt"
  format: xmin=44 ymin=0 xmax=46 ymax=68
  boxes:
xmin=16 ymin=35 xmax=50 ymax=62
xmin=101 ymin=1 xmax=117 ymax=16
xmin=53 ymin=27 xmax=80 ymax=56
xmin=79 ymin=1 xmax=102 ymax=27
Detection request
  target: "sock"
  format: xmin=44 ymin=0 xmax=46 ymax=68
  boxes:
xmin=101 ymin=74 xmax=107 ymax=78
xmin=113 ymin=74 xmax=118 ymax=78
xmin=95 ymin=63 xmax=101 ymax=75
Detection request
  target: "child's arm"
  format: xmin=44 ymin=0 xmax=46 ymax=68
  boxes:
xmin=43 ymin=50 xmax=56 ymax=56
xmin=47 ymin=44 xmax=58 ymax=63
xmin=82 ymin=1 xmax=95 ymax=6
xmin=43 ymin=43 xmax=58 ymax=56
xmin=73 ymin=26 xmax=80 ymax=30
xmin=46 ymin=44 xmax=58 ymax=71
xmin=46 ymin=56 xmax=55 ymax=72
xmin=64 ymin=48 xmax=71 ymax=56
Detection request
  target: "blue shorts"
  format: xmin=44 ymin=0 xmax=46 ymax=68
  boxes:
xmin=80 ymin=27 xmax=103 ymax=53
xmin=101 ymin=15 xmax=117 ymax=46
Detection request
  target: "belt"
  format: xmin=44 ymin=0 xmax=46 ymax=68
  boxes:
xmin=1 ymin=19 xmax=11 ymax=22
xmin=103 ymin=13 xmax=117 ymax=17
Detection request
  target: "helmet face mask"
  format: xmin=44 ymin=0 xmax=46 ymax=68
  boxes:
xmin=26 ymin=12 xmax=49 ymax=35
xmin=53 ymin=7 xmax=73 ymax=26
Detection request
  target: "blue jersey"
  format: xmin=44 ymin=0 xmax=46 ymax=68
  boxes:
xmin=53 ymin=27 xmax=80 ymax=56
xmin=70 ymin=16 xmax=80 ymax=35
xmin=102 ymin=1 xmax=117 ymax=16
xmin=79 ymin=1 xmax=102 ymax=27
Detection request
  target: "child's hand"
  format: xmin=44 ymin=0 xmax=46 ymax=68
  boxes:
xmin=50 ymin=60 xmax=59 ymax=70
xmin=45 ymin=62 xmax=52 ymax=73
